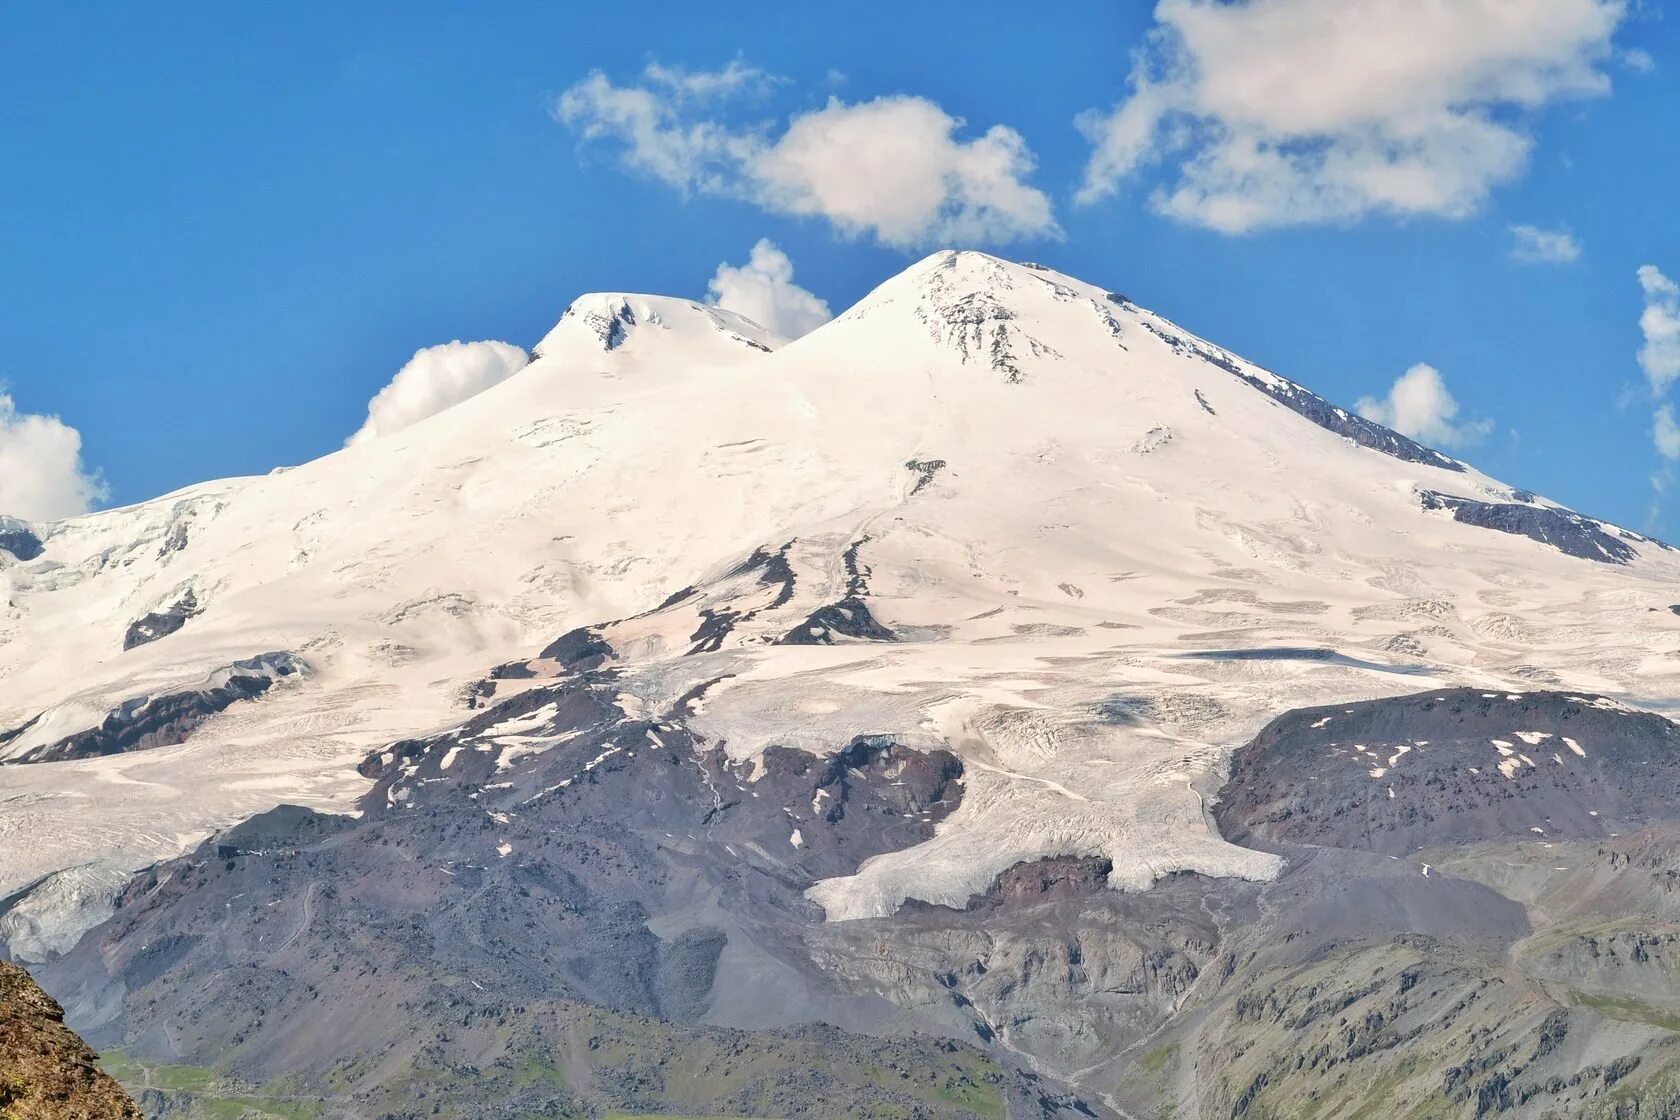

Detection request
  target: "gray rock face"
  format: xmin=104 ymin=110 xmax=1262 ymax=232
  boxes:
xmin=27 ymin=672 xmax=1111 ymax=1117
xmin=689 ymin=543 xmax=797 ymax=654
xmin=121 ymin=591 xmax=201 ymax=651
xmin=778 ymin=536 xmax=895 ymax=646
xmin=39 ymin=673 xmax=964 ymax=1039
xmin=1247 ymin=375 xmax=1463 ymax=471
xmin=811 ymin=866 xmax=1244 ymax=1075
xmin=1419 ymin=489 xmax=1640 ymax=564
xmin=33 ymin=669 xmax=1680 ymax=1119
xmin=905 ymin=457 xmax=947 ymax=494
xmin=533 ymin=623 xmax=613 ymax=669
xmin=779 ymin=597 xmax=895 ymax=645
xmin=6 ymin=653 xmax=306 ymax=764
xmin=549 ymin=297 xmax=640 ymax=351
xmin=1214 ymin=688 xmax=1680 ymax=856
xmin=0 ymin=525 xmax=44 ymax=562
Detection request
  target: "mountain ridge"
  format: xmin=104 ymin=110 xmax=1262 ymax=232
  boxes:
xmin=4 ymin=249 xmax=1678 ymax=957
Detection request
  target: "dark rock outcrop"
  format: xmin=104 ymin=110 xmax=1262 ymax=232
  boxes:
xmin=0 ymin=526 xmax=43 ymax=563
xmin=120 ymin=591 xmax=201 ymax=651
xmin=779 ymin=597 xmax=895 ymax=644
xmin=534 ymin=624 xmax=613 ymax=670
xmin=1420 ymin=490 xmax=1639 ymax=564
xmin=1131 ymin=315 xmax=1464 ymax=472
xmin=778 ymin=537 xmax=895 ymax=646
xmin=967 ymin=855 xmax=1116 ymax=911
xmin=905 ymin=458 xmax=947 ymax=494
xmin=1216 ymin=688 xmax=1680 ymax=856
xmin=689 ymin=543 xmax=797 ymax=654
xmin=8 ymin=653 xmax=306 ymax=765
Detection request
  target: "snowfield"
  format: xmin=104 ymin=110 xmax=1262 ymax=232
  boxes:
xmin=4 ymin=251 xmax=1679 ymax=952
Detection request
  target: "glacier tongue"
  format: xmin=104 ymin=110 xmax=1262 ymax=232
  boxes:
xmin=4 ymin=249 xmax=1679 ymax=940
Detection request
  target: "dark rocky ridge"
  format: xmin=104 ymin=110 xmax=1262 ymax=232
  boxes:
xmin=779 ymin=597 xmax=895 ymax=645
xmin=778 ymin=535 xmax=895 ymax=646
xmin=477 ymin=537 xmax=897 ymax=702
xmin=533 ymin=623 xmax=613 ymax=670
xmin=689 ymin=542 xmax=797 ymax=655
xmin=6 ymin=653 xmax=306 ymax=765
xmin=1122 ymin=306 xmax=1465 ymax=472
xmin=0 ymin=525 xmax=44 ymax=562
xmin=540 ymin=298 xmax=639 ymax=353
xmin=120 ymin=591 xmax=201 ymax=651
xmin=906 ymin=457 xmax=947 ymax=494
xmin=1215 ymin=688 xmax=1680 ymax=856
xmin=967 ymin=855 xmax=1116 ymax=910
xmin=1420 ymin=489 xmax=1640 ymax=564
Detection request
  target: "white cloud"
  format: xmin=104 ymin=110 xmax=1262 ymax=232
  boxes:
xmin=348 ymin=340 xmax=529 ymax=446
xmin=750 ymin=97 xmax=1056 ymax=246
xmin=706 ymin=239 xmax=832 ymax=339
xmin=554 ymin=71 xmax=763 ymax=193
xmin=1077 ymin=0 xmax=1627 ymax=233
xmin=641 ymin=59 xmax=774 ymax=100
xmin=1637 ymin=267 xmax=1680 ymax=502
xmin=1622 ymin=47 xmax=1656 ymax=73
xmin=1356 ymin=363 xmax=1494 ymax=450
xmin=556 ymin=65 xmax=1057 ymax=248
xmin=1655 ymin=404 xmax=1680 ymax=461
xmin=1509 ymin=223 xmax=1581 ymax=264
xmin=1638 ymin=264 xmax=1680 ymax=396
xmin=0 ymin=390 xmax=106 ymax=521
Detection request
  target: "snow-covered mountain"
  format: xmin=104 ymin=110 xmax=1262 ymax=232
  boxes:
xmin=4 ymin=250 xmax=1678 ymax=955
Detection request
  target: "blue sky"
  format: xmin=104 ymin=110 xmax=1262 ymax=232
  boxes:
xmin=2 ymin=1 xmax=1677 ymax=532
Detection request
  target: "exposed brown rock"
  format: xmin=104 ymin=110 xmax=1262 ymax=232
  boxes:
xmin=0 ymin=961 xmax=140 ymax=1120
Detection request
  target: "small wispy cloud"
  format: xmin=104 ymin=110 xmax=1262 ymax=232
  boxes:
xmin=1509 ymin=224 xmax=1581 ymax=264
xmin=1639 ymin=264 xmax=1680 ymax=397
xmin=1622 ymin=47 xmax=1656 ymax=74
xmin=1636 ymin=265 xmax=1680 ymax=525
xmin=1655 ymin=404 xmax=1680 ymax=461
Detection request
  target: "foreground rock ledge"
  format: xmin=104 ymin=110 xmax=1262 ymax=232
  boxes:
xmin=0 ymin=961 xmax=140 ymax=1120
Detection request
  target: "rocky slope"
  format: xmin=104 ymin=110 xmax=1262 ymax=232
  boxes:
xmin=0 ymin=961 xmax=139 ymax=1120
xmin=1215 ymin=688 xmax=1680 ymax=856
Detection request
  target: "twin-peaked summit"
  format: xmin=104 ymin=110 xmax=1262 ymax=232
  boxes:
xmin=4 ymin=249 xmax=1678 ymax=950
